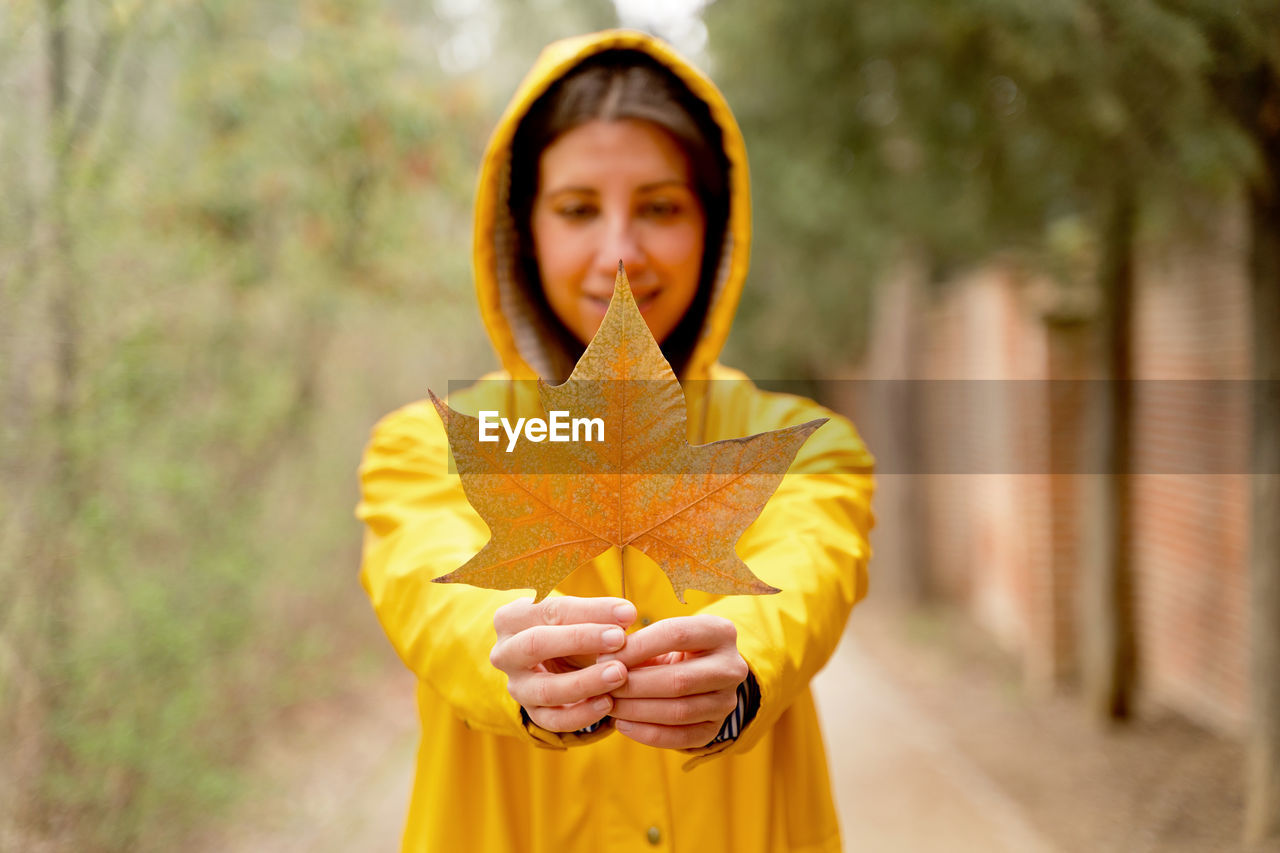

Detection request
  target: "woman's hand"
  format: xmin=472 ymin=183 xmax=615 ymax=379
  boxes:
xmin=491 ymin=596 xmax=636 ymax=732
xmin=604 ymin=615 xmax=748 ymax=749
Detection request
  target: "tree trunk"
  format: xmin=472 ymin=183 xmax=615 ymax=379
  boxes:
xmin=19 ymin=0 xmax=80 ymax=839
xmin=1244 ymin=85 xmax=1280 ymax=848
xmin=1079 ymin=183 xmax=1138 ymax=722
xmin=857 ymin=263 xmax=933 ymax=603
xmin=898 ymin=269 xmax=932 ymax=603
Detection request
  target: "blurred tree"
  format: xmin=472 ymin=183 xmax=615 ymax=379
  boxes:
xmin=0 ymin=0 xmax=522 ymax=847
xmin=491 ymin=0 xmax=618 ymax=82
xmin=2 ymin=0 xmax=624 ymax=845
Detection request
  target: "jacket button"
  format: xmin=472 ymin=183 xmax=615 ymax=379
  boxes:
xmin=646 ymin=826 xmax=661 ymax=845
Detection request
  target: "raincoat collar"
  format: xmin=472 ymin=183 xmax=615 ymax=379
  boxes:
xmin=472 ymin=29 xmax=752 ymax=385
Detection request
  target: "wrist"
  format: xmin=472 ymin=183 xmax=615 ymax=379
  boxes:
xmin=706 ymin=668 xmax=760 ymax=746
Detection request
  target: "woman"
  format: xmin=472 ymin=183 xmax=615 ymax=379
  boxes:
xmin=357 ymin=30 xmax=875 ymax=852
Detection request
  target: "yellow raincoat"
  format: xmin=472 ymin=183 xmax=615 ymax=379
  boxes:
xmin=357 ymin=30 xmax=875 ymax=853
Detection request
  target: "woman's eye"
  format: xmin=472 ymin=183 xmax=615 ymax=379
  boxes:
xmin=555 ymin=203 xmax=597 ymax=221
xmin=640 ymin=199 xmax=681 ymax=219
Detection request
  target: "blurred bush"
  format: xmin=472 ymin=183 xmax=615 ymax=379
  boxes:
xmin=0 ymin=0 xmax=573 ymax=848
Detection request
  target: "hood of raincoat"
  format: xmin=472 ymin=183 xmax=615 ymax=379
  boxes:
xmin=472 ymin=29 xmax=751 ymax=384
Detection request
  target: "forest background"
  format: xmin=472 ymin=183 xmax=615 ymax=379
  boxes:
xmin=2 ymin=0 xmax=1278 ymax=850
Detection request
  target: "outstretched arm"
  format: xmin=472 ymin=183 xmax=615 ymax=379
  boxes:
xmin=598 ymin=393 xmax=873 ymax=757
xmin=692 ymin=397 xmax=874 ymax=759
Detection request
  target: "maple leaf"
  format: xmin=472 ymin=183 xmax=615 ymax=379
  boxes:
xmin=429 ymin=264 xmax=826 ymax=603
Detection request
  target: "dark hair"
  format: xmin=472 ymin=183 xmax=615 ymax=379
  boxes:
xmin=507 ymin=50 xmax=730 ymax=379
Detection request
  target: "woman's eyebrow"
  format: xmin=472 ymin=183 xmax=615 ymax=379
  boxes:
xmin=542 ymin=185 xmax=598 ymax=196
xmin=540 ymin=179 xmax=691 ymax=196
xmin=637 ymin=179 xmax=692 ymax=192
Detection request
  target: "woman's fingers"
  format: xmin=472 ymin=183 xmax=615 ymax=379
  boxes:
xmin=609 ymin=652 xmax=746 ymax=699
xmin=490 ymin=597 xmax=638 ymax=726
xmin=510 ymin=660 xmax=628 ymax=714
xmin=614 ymin=718 xmax=722 ymax=750
xmin=495 ymin=596 xmax=636 ymax=636
xmin=491 ymin=623 xmax=626 ymax=671
xmin=610 ymin=688 xmax=737 ymax=726
xmin=599 ymin=615 xmax=736 ymax=668
xmin=525 ymin=694 xmax=615 ymax=733
xmin=490 ymin=604 xmax=747 ymax=741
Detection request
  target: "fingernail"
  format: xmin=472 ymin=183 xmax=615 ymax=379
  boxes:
xmin=613 ymin=602 xmax=636 ymax=623
xmin=593 ymin=696 xmax=611 ymax=713
xmin=602 ymin=626 xmax=625 ymax=649
xmin=603 ymin=662 xmax=625 ymax=685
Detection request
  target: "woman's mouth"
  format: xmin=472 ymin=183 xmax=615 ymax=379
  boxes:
xmin=633 ymin=290 xmax=659 ymax=312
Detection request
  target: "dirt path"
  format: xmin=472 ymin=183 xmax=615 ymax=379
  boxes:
xmin=849 ymin=600 xmax=1278 ymax=853
xmin=814 ymin=627 xmax=1057 ymax=853
xmin=190 ymin=668 xmax=418 ymax=853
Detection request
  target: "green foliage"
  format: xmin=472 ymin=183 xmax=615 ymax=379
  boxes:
xmin=0 ymin=0 xmax=597 ymax=848
xmin=706 ymin=0 xmax=1264 ymax=375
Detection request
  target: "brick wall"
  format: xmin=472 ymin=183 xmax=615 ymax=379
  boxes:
xmin=1129 ymin=203 xmax=1252 ymax=730
xmin=858 ymin=199 xmax=1253 ymax=730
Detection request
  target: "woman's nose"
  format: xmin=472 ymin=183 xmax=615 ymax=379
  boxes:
xmin=596 ymin=216 xmax=646 ymax=278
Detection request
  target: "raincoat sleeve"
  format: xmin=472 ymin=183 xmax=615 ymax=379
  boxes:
xmin=356 ymin=400 xmax=607 ymax=750
xmin=687 ymin=392 xmax=875 ymax=763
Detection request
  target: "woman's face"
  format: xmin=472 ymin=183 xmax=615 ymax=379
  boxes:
xmin=531 ymin=118 xmax=707 ymax=345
